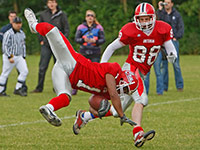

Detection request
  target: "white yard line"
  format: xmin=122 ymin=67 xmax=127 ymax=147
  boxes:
xmin=0 ymin=97 xmax=199 ymax=129
xmin=0 ymin=115 xmax=75 ymax=129
xmin=147 ymin=97 xmax=200 ymax=107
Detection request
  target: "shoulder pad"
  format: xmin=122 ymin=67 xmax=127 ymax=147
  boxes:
xmin=121 ymin=22 xmax=139 ymax=37
xmin=156 ymin=21 xmax=172 ymax=34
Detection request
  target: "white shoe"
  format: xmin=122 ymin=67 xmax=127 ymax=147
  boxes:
xmin=39 ymin=105 xmax=62 ymax=127
xmin=24 ymin=8 xmax=38 ymax=33
xmin=134 ymin=130 xmax=155 ymax=147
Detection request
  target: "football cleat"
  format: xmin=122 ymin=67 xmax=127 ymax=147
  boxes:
xmin=73 ymin=110 xmax=87 ymax=135
xmin=14 ymin=88 xmax=27 ymax=96
xmin=39 ymin=105 xmax=62 ymax=127
xmin=0 ymin=91 xmax=9 ymax=97
xmin=134 ymin=130 xmax=155 ymax=148
xmin=24 ymin=8 xmax=38 ymax=33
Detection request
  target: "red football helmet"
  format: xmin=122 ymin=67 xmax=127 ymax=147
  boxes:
xmin=116 ymin=70 xmax=138 ymax=96
xmin=134 ymin=3 xmax=156 ymax=32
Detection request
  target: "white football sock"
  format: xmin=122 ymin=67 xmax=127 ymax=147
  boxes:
xmin=0 ymin=86 xmax=4 ymax=93
xmin=46 ymin=104 xmax=54 ymax=111
xmin=15 ymin=82 xmax=22 ymax=90
xmin=82 ymin=111 xmax=94 ymax=122
xmin=32 ymin=23 xmax=38 ymax=33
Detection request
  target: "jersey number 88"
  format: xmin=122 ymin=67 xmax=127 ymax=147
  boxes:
xmin=133 ymin=45 xmax=161 ymax=65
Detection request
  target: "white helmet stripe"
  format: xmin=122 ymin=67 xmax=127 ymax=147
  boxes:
xmin=144 ymin=3 xmax=147 ymax=13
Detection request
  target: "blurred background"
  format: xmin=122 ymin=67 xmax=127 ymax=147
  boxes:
xmin=0 ymin=0 xmax=199 ymax=55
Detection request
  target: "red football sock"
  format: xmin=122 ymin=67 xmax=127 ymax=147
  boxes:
xmin=133 ymin=126 xmax=144 ymax=136
xmin=36 ymin=22 xmax=54 ymax=36
xmin=93 ymin=109 xmax=113 ymax=118
xmin=104 ymin=110 xmax=113 ymax=117
xmin=48 ymin=94 xmax=70 ymax=111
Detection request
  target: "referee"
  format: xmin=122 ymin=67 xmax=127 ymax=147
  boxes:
xmin=0 ymin=17 xmax=28 ymax=96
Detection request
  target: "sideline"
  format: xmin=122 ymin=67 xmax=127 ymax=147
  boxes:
xmin=0 ymin=97 xmax=199 ymax=129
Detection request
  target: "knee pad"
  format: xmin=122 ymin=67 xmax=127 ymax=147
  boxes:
xmin=132 ymin=91 xmax=148 ymax=106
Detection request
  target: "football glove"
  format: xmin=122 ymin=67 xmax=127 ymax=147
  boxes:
xmin=167 ymin=52 xmax=176 ymax=63
xmin=120 ymin=114 xmax=137 ymax=126
xmin=98 ymin=99 xmax=111 ymax=119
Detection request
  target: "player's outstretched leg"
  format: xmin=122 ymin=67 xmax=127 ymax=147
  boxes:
xmin=133 ymin=126 xmax=155 ymax=148
xmin=24 ymin=8 xmax=38 ymax=33
xmin=73 ymin=110 xmax=88 ymax=135
xmin=39 ymin=105 xmax=62 ymax=127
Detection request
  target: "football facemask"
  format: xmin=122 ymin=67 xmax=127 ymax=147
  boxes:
xmin=116 ymin=70 xmax=138 ymax=97
xmin=134 ymin=2 xmax=156 ymax=33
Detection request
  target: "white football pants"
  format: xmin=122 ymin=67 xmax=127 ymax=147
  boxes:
xmin=0 ymin=54 xmax=28 ymax=92
xmin=45 ymin=27 xmax=77 ymax=97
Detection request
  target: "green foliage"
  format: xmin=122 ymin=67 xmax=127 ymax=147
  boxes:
xmin=0 ymin=0 xmax=199 ymax=55
xmin=62 ymin=0 xmax=137 ymax=54
xmin=178 ymin=0 xmax=200 ymax=54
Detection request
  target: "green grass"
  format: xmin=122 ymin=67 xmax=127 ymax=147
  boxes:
xmin=0 ymin=55 xmax=200 ymax=150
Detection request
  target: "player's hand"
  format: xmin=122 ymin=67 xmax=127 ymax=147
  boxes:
xmin=120 ymin=114 xmax=137 ymax=126
xmin=158 ymin=1 xmax=164 ymax=10
xmin=90 ymin=38 xmax=96 ymax=43
xmin=167 ymin=52 xmax=176 ymax=63
xmin=9 ymin=58 xmax=14 ymax=63
xmin=40 ymin=41 xmax=44 ymax=45
xmin=84 ymin=37 xmax=90 ymax=43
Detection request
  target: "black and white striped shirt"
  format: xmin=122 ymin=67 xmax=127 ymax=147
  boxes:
xmin=2 ymin=28 xmax=26 ymax=58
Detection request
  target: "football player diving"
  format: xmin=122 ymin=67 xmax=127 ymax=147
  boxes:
xmin=24 ymin=8 xmax=137 ymax=133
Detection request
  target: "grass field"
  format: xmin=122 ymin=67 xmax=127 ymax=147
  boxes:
xmin=0 ymin=55 xmax=200 ymax=150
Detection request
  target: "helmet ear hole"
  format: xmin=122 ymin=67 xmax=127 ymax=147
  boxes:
xmin=117 ymin=70 xmax=138 ymax=96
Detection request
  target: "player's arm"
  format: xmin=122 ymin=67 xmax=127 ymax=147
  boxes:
xmin=22 ymin=33 xmax=26 ymax=59
xmin=2 ymin=32 xmax=12 ymax=58
xmin=105 ymin=73 xmax=137 ymax=126
xmin=105 ymin=73 xmax=124 ymax=117
xmin=163 ymin=39 xmax=177 ymax=63
xmin=100 ymin=38 xmax=124 ymax=63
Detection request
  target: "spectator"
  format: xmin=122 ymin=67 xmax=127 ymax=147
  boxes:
xmin=0 ymin=10 xmax=17 ymax=42
xmin=31 ymin=0 xmax=70 ymax=93
xmin=72 ymin=10 xmax=105 ymax=95
xmin=157 ymin=0 xmax=184 ymax=92
xmin=144 ymin=49 xmax=164 ymax=95
xmin=0 ymin=17 xmax=28 ymax=96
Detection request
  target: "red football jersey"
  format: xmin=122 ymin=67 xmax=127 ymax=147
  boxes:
xmin=69 ymin=54 xmax=122 ymax=99
xmin=119 ymin=20 xmax=173 ymax=75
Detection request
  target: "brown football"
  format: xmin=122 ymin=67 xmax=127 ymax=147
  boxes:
xmin=88 ymin=95 xmax=106 ymax=110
